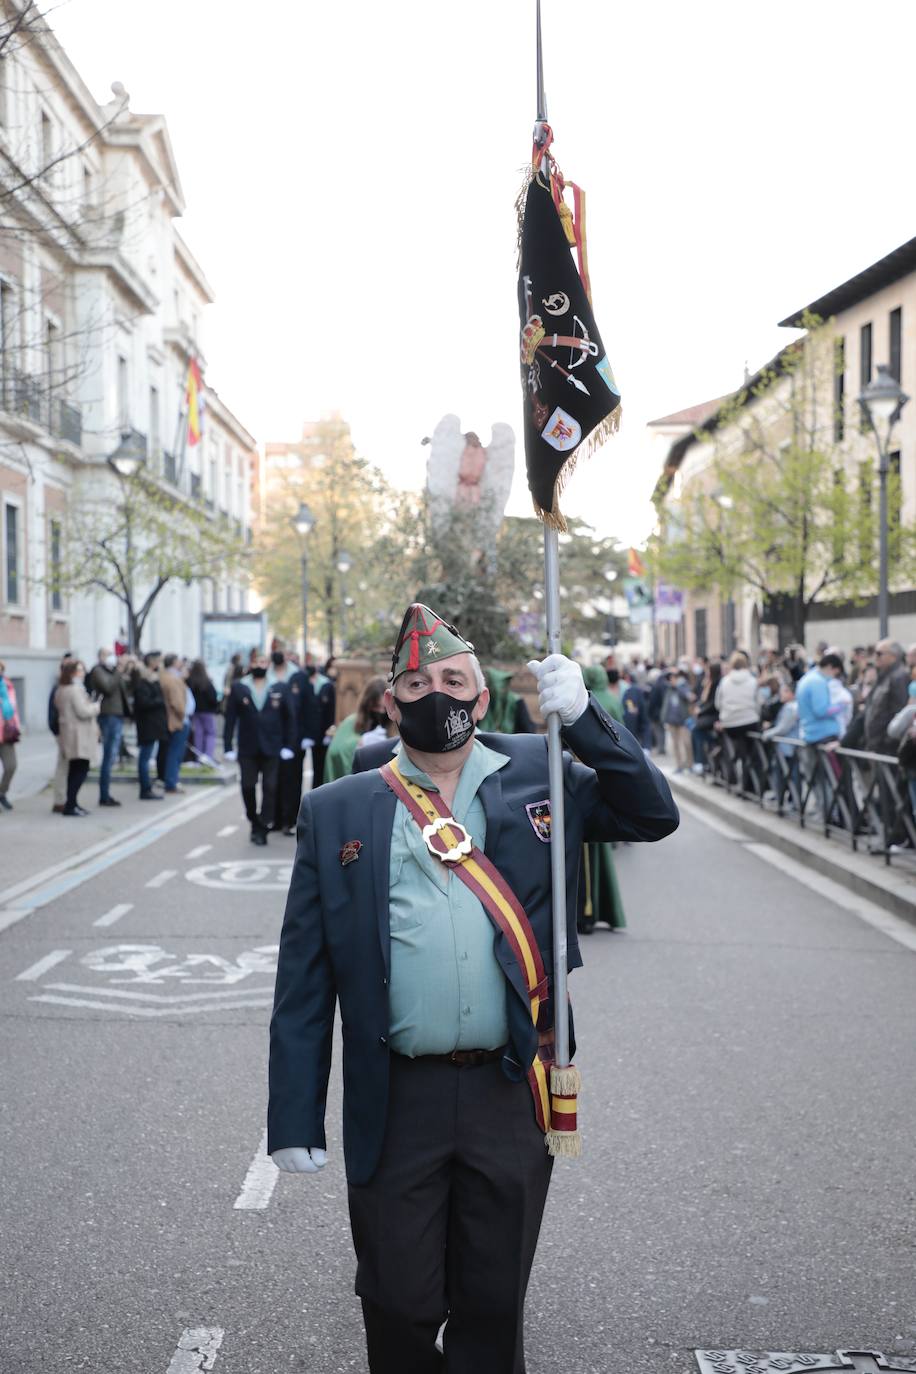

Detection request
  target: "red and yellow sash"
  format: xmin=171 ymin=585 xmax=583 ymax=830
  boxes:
xmin=381 ymin=756 xmax=578 ymax=1147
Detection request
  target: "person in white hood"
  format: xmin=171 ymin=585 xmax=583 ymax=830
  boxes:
xmin=714 ymin=651 xmax=760 ymax=785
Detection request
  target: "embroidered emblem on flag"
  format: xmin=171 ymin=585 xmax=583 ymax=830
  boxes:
xmin=526 ymin=799 xmax=552 ymax=843
xmin=541 ymin=407 xmax=581 ymax=453
xmin=596 ymin=355 xmax=620 ymax=395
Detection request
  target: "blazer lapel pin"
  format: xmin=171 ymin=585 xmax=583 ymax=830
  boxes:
xmin=339 ymin=839 xmax=363 ymax=867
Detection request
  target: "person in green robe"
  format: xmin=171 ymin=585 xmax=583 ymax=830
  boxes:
xmin=578 ymin=665 xmax=627 ymax=933
xmin=477 ymin=668 xmax=536 ymax=734
xmin=324 ymin=675 xmax=393 ymax=783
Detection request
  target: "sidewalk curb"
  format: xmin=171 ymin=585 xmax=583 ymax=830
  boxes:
xmin=666 ymin=769 xmax=916 ymax=928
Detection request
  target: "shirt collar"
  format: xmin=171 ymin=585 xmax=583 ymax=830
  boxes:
xmin=396 ymin=736 xmax=509 ymax=796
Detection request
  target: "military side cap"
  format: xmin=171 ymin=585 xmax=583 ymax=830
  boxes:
xmin=390 ymin=603 xmax=475 ymax=680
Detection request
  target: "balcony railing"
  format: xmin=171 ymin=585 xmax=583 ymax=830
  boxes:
xmin=1 ymin=369 xmax=83 ymax=446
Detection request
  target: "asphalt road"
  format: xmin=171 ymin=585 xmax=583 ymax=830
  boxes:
xmin=3 ymin=785 xmax=916 ymax=1373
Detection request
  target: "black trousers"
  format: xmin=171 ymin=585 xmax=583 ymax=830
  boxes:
xmin=65 ymin=758 xmax=89 ymax=810
xmin=311 ymin=741 xmax=328 ymax=789
xmin=239 ymin=753 xmax=278 ymax=832
xmin=347 ymin=1054 xmax=553 ymax=1374
xmin=278 ymin=748 xmax=304 ymax=828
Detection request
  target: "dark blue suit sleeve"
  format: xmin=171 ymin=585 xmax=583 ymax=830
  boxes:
xmin=563 ymin=695 xmax=679 ymax=842
xmin=268 ymin=795 xmax=337 ymax=1153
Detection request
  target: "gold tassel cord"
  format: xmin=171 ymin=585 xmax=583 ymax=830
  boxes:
xmin=545 ymin=1062 xmax=582 ymax=1158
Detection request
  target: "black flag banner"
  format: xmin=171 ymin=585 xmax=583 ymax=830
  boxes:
xmin=517 ymin=147 xmax=620 ymax=528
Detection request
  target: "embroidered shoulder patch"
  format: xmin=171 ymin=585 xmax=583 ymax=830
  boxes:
xmin=525 ymin=799 xmax=551 ymax=843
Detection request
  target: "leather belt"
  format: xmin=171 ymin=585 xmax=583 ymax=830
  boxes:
xmin=417 ymin=1048 xmax=503 ymax=1068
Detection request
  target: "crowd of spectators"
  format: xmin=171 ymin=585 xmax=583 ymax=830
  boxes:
xmin=603 ymin=638 xmax=916 ymax=850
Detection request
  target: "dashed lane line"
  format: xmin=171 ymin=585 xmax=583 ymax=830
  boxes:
xmin=166 ymin=1327 xmax=224 ymax=1372
xmin=745 ymin=842 xmax=916 ymax=955
xmin=233 ymin=1129 xmax=278 ymax=1210
xmin=0 ymin=787 xmax=229 ymax=934
xmin=93 ymin=903 xmax=133 ymax=928
xmin=15 ymin=949 xmax=71 ymax=981
xmin=146 ymin=869 xmax=177 ymax=889
xmin=217 ymin=825 xmax=237 ymax=837
xmin=186 ymin=844 xmax=212 ymax=859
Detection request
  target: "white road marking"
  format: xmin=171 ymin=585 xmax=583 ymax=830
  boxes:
xmin=44 ymin=982 xmax=275 ymax=1004
xmin=166 ymin=1326 xmax=224 ymax=1372
xmin=0 ymin=786 xmax=228 ymax=913
xmin=233 ymin=1129 xmax=278 ymax=1210
xmin=146 ymin=869 xmax=177 ymax=888
xmin=30 ymin=994 xmax=273 ymax=1017
xmin=745 ymin=842 xmax=916 ymax=954
xmin=217 ymin=825 xmax=237 ymax=837
xmin=15 ymin=949 xmax=71 ymax=981
xmin=93 ymin=903 xmax=133 ymax=928
xmin=186 ymin=844 xmax=212 ymax=859
xmin=672 ymin=794 xmax=747 ymax=842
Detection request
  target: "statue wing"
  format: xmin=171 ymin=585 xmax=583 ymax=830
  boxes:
xmin=426 ymin=414 xmax=464 ymax=513
xmin=479 ymin=422 xmax=515 ymax=528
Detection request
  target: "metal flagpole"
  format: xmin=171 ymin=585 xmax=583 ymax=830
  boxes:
xmin=535 ymin=0 xmax=570 ymax=1073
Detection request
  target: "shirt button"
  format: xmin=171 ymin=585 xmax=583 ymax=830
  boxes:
xmin=462 ymin=1005 xmax=471 ymax=1016
xmin=382 ymin=978 xmax=388 ymax=986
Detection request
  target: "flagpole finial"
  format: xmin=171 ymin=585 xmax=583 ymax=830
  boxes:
xmin=535 ymin=0 xmax=547 ymax=123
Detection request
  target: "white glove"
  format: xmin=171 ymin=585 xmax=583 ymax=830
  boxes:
xmin=224 ymin=750 xmax=237 ymax=763
xmin=359 ymin=724 xmax=388 ymax=746
xmin=301 ymin=737 xmax=315 ymax=749
xmin=271 ymin=1146 xmax=328 ymax=1174
xmin=527 ymin=653 xmax=589 ymax=726
xmin=279 ymin=747 xmax=294 ymax=761
xmin=322 ymin=734 xmax=332 ymax=747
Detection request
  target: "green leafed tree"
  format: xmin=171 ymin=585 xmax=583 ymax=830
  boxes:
xmin=59 ymin=470 xmax=251 ymax=650
xmin=651 ymin=314 xmax=916 ymax=645
xmin=253 ymin=417 xmax=420 ymax=658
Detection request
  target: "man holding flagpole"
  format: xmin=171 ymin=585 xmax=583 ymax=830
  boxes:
xmin=268 ymin=602 xmax=678 ymax=1373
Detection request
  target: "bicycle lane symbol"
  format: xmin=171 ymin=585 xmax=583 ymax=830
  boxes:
xmin=25 ymin=943 xmax=280 ymax=1016
xmin=185 ymin=860 xmax=293 ymax=892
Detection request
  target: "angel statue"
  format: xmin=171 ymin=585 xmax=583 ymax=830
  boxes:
xmin=424 ymin=414 xmax=515 ymax=558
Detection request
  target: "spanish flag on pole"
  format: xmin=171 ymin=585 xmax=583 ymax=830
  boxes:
xmin=186 ymin=358 xmax=204 ymax=447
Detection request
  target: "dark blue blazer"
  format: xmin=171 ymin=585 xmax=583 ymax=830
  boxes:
xmin=223 ymin=680 xmax=296 ymax=758
xmin=267 ymin=696 xmax=678 ymax=1184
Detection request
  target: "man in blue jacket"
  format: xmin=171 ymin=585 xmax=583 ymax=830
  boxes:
xmin=268 ymin=603 xmax=678 ymax=1373
xmin=223 ymin=652 xmax=297 ymax=845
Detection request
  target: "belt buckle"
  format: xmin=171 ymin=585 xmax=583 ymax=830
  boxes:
xmin=421 ymin=815 xmax=472 ymax=864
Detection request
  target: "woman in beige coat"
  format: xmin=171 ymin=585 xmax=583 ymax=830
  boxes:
xmin=55 ymin=659 xmax=101 ymax=816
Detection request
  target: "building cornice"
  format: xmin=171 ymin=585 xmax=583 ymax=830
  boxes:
xmin=206 ymin=389 xmax=257 ymax=452
xmin=173 ymin=232 xmax=215 ymax=303
xmin=778 ymin=233 xmax=916 ymax=329
xmin=75 ymin=247 xmax=159 ymax=314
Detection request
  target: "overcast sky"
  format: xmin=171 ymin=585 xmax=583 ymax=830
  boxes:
xmin=51 ymin=0 xmax=916 ymax=545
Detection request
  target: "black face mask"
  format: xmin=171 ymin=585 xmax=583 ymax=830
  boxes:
xmin=251 ymin=667 xmax=268 ymax=680
xmin=396 ymin=691 xmax=480 ymax=754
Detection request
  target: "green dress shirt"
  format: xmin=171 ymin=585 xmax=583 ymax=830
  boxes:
xmin=388 ymin=739 xmax=511 ymax=1056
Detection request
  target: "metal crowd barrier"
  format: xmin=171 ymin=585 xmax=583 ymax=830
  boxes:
xmin=696 ymin=728 xmax=916 ymax=866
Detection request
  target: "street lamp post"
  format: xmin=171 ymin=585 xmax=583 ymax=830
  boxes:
xmin=107 ymin=429 xmax=148 ymax=652
xmin=292 ymin=502 xmax=315 ymax=662
xmin=859 ymin=363 xmax=909 ymax=639
xmin=336 ymin=548 xmax=352 ymax=652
